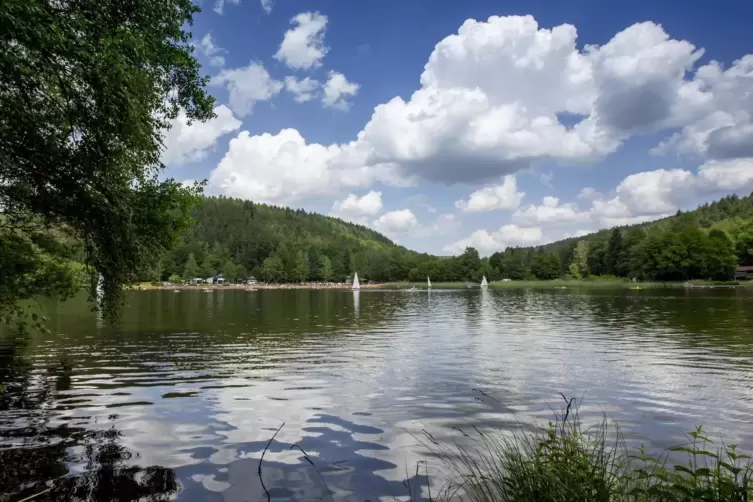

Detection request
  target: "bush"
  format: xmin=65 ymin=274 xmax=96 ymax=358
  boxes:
xmin=423 ymin=398 xmax=753 ymax=502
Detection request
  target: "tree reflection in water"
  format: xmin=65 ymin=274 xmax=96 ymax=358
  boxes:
xmin=0 ymin=334 xmax=178 ymax=502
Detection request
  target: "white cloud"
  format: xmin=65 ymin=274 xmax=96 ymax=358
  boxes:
xmin=330 ymin=191 xmax=383 ymax=224
xmin=322 ymin=72 xmax=360 ymax=110
xmin=651 ymin=56 xmax=753 ymax=160
xmin=213 ymin=0 xmax=240 ymax=15
xmin=614 ymin=168 xmax=696 ymax=215
xmin=577 ymin=187 xmax=602 ymax=201
xmin=454 ymin=176 xmax=524 ymax=212
xmin=198 ymin=15 xmax=753 ymax=193
xmin=540 ymin=171 xmax=554 ymax=187
xmin=512 ymin=196 xmax=590 ymax=225
xmin=274 ymin=12 xmax=329 ymax=70
xmin=193 ymin=34 xmax=226 ymax=67
xmin=210 ymin=62 xmax=283 ymax=117
xmin=697 ymin=158 xmax=753 ymax=192
xmin=585 ymin=22 xmax=704 ymax=136
xmin=445 ymin=224 xmax=544 ymax=256
xmin=373 ymin=209 xmax=418 ymax=235
xmin=284 ymin=76 xmax=320 ymax=103
xmin=261 ymin=0 xmax=274 ymax=14
xmin=162 ymin=105 xmax=242 ymax=165
xmin=207 ymin=129 xmax=372 ymax=205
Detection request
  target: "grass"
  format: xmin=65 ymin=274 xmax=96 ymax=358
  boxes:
xmin=420 ymin=398 xmax=753 ymax=501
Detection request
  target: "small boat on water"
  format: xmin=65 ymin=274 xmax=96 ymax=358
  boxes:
xmin=352 ymin=272 xmax=360 ymax=291
xmin=427 ymin=276 xmax=432 ymax=289
xmin=480 ymin=276 xmax=488 ymax=289
xmin=172 ymin=289 xmax=181 ymax=293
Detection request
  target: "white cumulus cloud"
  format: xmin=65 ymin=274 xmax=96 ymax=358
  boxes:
xmin=330 ymin=191 xmax=383 ymax=224
xmin=210 ymin=62 xmax=283 ymax=117
xmin=284 ymin=76 xmax=320 ymax=103
xmin=454 ymin=176 xmax=524 ymax=212
xmin=512 ymin=196 xmax=590 ymax=226
xmin=162 ymin=105 xmax=242 ymax=165
xmin=373 ymin=209 xmax=418 ymax=235
xmin=322 ymin=72 xmax=360 ymax=110
xmin=275 ymin=12 xmax=329 ymax=70
xmin=207 ymin=129 xmax=372 ymax=205
xmin=445 ymin=224 xmax=545 ymax=256
xmin=697 ymin=158 xmax=753 ymax=192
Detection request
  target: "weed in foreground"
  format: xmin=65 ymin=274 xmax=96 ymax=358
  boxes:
xmin=421 ymin=398 xmax=753 ymax=501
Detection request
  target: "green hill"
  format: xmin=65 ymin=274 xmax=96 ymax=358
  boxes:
xmin=154 ymin=193 xmax=753 ymax=285
xmin=489 ymin=193 xmax=753 ymax=282
xmin=157 ymin=196 xmax=431 ymax=283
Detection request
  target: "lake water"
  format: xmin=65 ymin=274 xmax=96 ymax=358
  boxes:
xmin=2 ymin=288 xmax=753 ymax=501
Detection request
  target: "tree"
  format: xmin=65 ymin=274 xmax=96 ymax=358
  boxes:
xmin=168 ymin=274 xmax=182 ymax=284
xmin=261 ymin=255 xmax=285 ymax=282
xmin=293 ymin=251 xmax=310 ymax=282
xmin=605 ymin=229 xmax=624 ymax=276
xmin=183 ymin=253 xmax=200 ymax=280
xmin=222 ymin=260 xmax=240 ymax=282
xmin=569 ymin=241 xmax=589 ymax=278
xmin=319 ymin=255 xmax=334 ymax=281
xmin=706 ymin=229 xmax=737 ymax=280
xmin=308 ymin=248 xmax=322 ymax=281
xmin=1 ymin=0 xmax=214 ymax=321
xmin=530 ymin=252 xmax=561 ymax=280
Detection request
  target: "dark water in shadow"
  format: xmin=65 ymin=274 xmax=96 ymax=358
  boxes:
xmin=2 ymin=288 xmax=753 ymax=500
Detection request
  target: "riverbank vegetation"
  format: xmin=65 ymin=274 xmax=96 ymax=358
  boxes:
xmin=153 ymin=194 xmax=753 ymax=287
xmin=425 ymin=401 xmax=753 ymax=502
xmin=0 ymin=0 xmax=214 ymax=324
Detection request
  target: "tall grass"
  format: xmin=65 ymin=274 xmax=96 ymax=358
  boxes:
xmin=422 ymin=399 xmax=753 ymax=501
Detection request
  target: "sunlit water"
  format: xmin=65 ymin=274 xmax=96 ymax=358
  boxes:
xmin=2 ymin=288 xmax=753 ymax=500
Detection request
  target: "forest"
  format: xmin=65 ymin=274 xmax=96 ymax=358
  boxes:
xmin=152 ymin=193 xmax=753 ymax=284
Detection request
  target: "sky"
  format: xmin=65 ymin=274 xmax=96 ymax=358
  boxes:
xmin=163 ymin=0 xmax=753 ymax=256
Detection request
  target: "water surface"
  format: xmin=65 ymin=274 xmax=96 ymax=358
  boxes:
xmin=2 ymin=288 xmax=753 ymax=500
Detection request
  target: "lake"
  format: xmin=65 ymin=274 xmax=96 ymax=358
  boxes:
xmin=2 ymin=288 xmax=753 ymax=501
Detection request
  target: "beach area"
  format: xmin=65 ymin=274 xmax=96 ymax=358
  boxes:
xmin=134 ymin=282 xmax=384 ymax=291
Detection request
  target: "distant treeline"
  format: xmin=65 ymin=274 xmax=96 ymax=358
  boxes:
xmin=152 ymin=194 xmax=753 ymax=284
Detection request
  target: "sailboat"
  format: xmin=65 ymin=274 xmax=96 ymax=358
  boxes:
xmin=480 ymin=276 xmax=488 ymax=289
xmin=427 ymin=277 xmax=432 ymax=289
xmin=352 ymin=272 xmax=360 ymax=291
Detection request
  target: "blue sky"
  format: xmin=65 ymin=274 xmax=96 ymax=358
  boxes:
xmin=163 ymin=0 xmax=753 ymax=255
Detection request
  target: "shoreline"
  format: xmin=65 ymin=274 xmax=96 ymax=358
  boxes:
xmin=133 ymin=282 xmax=383 ymax=291
xmin=134 ymin=279 xmax=751 ymax=291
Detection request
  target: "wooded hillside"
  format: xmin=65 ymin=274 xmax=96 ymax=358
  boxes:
xmin=152 ymin=193 xmax=753 ymax=284
xmin=489 ymin=193 xmax=753 ymax=282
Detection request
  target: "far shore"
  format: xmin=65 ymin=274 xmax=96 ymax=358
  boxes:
xmin=133 ymin=278 xmax=751 ymax=292
xmin=133 ymin=282 xmax=383 ymax=291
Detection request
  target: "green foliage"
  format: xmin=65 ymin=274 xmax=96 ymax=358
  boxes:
xmin=293 ymin=250 xmax=310 ymax=282
xmin=425 ymin=400 xmax=753 ymax=502
xmin=530 ymin=252 xmax=562 ymax=280
xmin=1 ymin=0 xmax=214 ymax=322
xmin=168 ymin=274 xmax=181 ymax=284
xmin=159 ymin=197 xmax=496 ymax=283
xmin=182 ymin=253 xmax=200 ymax=280
xmin=569 ymin=240 xmax=590 ymax=279
xmin=261 ymin=255 xmax=285 ymax=282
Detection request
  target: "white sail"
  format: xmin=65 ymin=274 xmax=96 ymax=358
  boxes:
xmin=480 ymin=276 xmax=488 ymax=288
xmin=352 ymin=272 xmax=360 ymax=290
xmin=427 ymin=277 xmax=431 ymax=288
